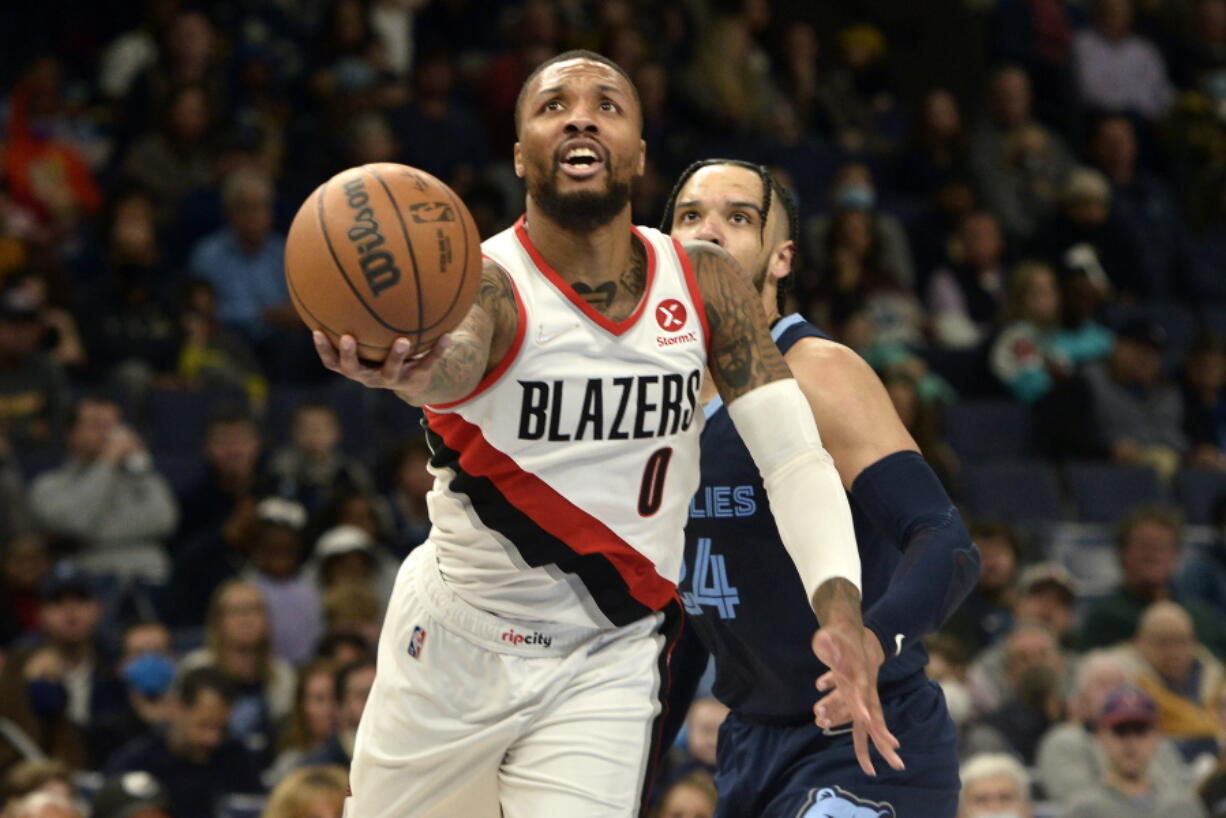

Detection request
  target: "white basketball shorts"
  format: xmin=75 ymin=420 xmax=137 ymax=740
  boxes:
xmin=345 ymin=542 xmax=682 ymax=818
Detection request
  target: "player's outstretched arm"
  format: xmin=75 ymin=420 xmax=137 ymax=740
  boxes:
xmin=313 ymin=259 xmax=518 ymax=407
xmin=790 ymin=341 xmax=981 ymax=657
xmin=685 ymin=240 xmax=902 ymax=776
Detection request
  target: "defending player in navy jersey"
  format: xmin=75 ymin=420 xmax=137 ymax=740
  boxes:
xmin=311 ymin=52 xmax=901 ymax=817
xmin=663 ymin=160 xmax=981 ymax=818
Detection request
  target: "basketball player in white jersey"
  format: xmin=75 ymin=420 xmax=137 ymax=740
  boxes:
xmin=313 ymin=50 xmax=902 ymax=817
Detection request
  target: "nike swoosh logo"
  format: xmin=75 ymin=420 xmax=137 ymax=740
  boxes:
xmin=895 ymin=633 xmax=905 ymax=656
xmin=535 ymin=324 xmax=577 ymax=345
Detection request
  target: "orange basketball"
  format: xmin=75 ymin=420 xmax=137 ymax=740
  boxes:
xmin=285 ymin=162 xmax=482 ymax=362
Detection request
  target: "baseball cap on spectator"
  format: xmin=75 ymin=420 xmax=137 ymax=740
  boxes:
xmin=315 ymin=524 xmax=375 ymax=561
xmin=1062 ymin=167 xmax=1112 ymax=205
xmin=91 ymin=771 xmax=170 ymax=818
xmin=1115 ymin=317 xmax=1167 ymax=352
xmin=1097 ymin=684 xmax=1157 ymax=729
xmin=39 ymin=562 xmax=95 ymax=602
xmin=0 ymin=281 xmax=39 ymax=322
xmin=1017 ymin=562 xmax=1077 ymax=603
xmin=256 ymin=496 xmax=308 ymax=530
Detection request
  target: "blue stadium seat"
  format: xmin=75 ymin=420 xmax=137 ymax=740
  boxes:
xmin=1065 ymin=462 xmax=1165 ymax=524
xmin=943 ymin=400 xmax=1034 ymax=462
xmin=16 ymin=447 xmax=64 ymax=481
xmin=146 ymin=387 xmax=246 ymax=453
xmin=154 ymin=452 xmax=207 ymax=497
xmin=959 ymin=461 xmax=1064 ymax=523
xmin=1175 ymin=469 xmax=1226 ymax=526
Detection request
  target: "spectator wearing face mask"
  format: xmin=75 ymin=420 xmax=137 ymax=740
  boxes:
xmin=1065 ymin=684 xmax=1206 ymax=818
xmin=87 ymin=620 xmax=177 ymax=762
xmin=0 ymin=643 xmax=86 ymax=772
xmin=957 ymin=752 xmax=1033 ymax=818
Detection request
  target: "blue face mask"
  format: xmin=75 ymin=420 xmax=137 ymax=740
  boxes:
xmin=838 ymin=183 xmax=876 ymax=211
xmin=122 ymin=652 xmax=177 ymax=699
xmin=27 ymin=679 xmax=68 ymax=718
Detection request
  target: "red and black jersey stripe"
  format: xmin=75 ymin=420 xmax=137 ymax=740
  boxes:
xmin=424 ymin=411 xmax=677 ymax=627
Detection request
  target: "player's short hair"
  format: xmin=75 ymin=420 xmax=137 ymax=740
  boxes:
xmin=514 ymin=49 xmax=640 ymax=135
xmin=959 ymin=753 xmax=1030 ymax=800
xmin=660 ymin=158 xmax=799 ymax=315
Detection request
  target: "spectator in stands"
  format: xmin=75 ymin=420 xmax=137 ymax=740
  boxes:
xmin=176 ymin=278 xmax=267 ymax=409
xmin=6 ymin=272 xmax=85 ymax=375
xmin=0 ymin=281 xmax=68 ymax=454
xmin=89 ymin=771 xmax=171 ymax=818
xmin=1 ymin=760 xmax=74 ymax=814
xmin=1185 ymin=175 xmax=1226 ymax=304
xmin=9 ymin=791 xmax=81 ymax=818
xmin=821 ymin=23 xmax=902 ymax=155
xmin=1065 ymin=684 xmax=1205 ymax=817
xmin=909 ymin=176 xmax=980 ymax=286
xmin=187 ymin=170 xmax=291 ymax=345
xmin=1181 ymin=334 xmax=1226 ymax=469
xmin=179 ymin=579 xmax=295 ymax=767
xmin=1013 ymin=562 xmax=1079 ymax=649
xmin=305 ymin=0 xmax=398 ymax=127
xmin=957 ymin=752 xmax=1033 ymax=818
xmin=175 ymin=406 xmax=264 ymax=548
xmin=1080 ymin=505 xmax=1226 ymax=657
xmin=1032 ymin=166 xmax=1147 ymax=301
xmin=312 ymin=633 xmax=368 ymax=669
xmin=311 ymin=524 xmax=395 ymax=605
xmin=268 ymin=404 xmax=374 ymax=515
xmin=300 ymin=657 xmax=374 ymax=770
xmin=0 ymin=643 xmax=86 ymax=772
xmin=242 ymin=497 xmax=321 ymax=666
xmin=320 ymin=582 xmax=381 ymax=652
xmin=651 ymin=772 xmax=717 ymax=818
xmin=88 ymin=620 xmax=176 ymax=761
xmin=1072 ymin=0 xmax=1176 ymax=120
xmin=990 ymin=260 xmax=1113 ymax=403
xmin=104 ymin=667 xmax=262 ymax=818
xmin=926 ymin=634 xmax=974 ymax=731
xmin=121 ymin=84 xmax=217 ymax=222
xmin=1038 ymin=650 xmax=1191 ymax=804
xmin=897 ymin=88 xmax=969 ymax=198
xmin=1201 ymin=752 xmax=1226 ymax=817
xmin=1081 ymin=320 xmax=1188 ymax=478
xmin=680 ymin=14 xmax=782 ymax=134
xmin=927 ymin=211 xmax=1009 ymax=350
xmin=263 ymin=764 xmax=348 ymax=818
xmin=1116 ymin=601 xmax=1224 ymax=761
xmin=32 ymin=564 xmax=125 ymax=733
xmin=963 ymin=622 xmax=1067 ymax=764
xmin=1090 ymin=115 xmax=1185 ymax=297
xmin=969 ymin=65 xmax=1076 ymax=242
xmin=380 ymin=437 xmax=433 ymax=559
xmin=30 ymin=395 xmax=178 ymax=582
xmin=268 ymin=659 xmax=337 ymax=784
xmin=804 ymin=162 xmax=916 ymax=297
xmin=941 ymin=520 xmax=1021 ymax=656
xmin=988 ymin=0 xmax=1077 ymax=129
xmin=0 ymin=432 xmax=31 ymax=545
xmin=1178 ymin=495 xmax=1226 ymax=614
xmin=0 ymin=534 xmax=47 ymax=650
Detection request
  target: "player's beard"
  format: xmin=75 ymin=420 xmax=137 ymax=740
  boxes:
xmin=528 ymin=157 xmax=632 ymax=232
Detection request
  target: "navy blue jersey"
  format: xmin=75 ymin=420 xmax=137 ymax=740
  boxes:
xmin=680 ymin=314 xmax=928 ymax=723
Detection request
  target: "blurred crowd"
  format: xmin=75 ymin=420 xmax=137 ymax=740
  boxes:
xmin=4 ymin=0 xmax=1226 ymax=816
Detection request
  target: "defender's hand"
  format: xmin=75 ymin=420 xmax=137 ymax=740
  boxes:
xmin=811 ymin=623 xmax=903 ymax=776
xmin=313 ymin=331 xmax=450 ymax=399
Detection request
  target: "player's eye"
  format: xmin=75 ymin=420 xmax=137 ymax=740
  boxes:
xmin=678 ymin=211 xmax=700 ymax=223
xmin=543 ymin=100 xmax=563 ymax=112
xmin=730 ymin=212 xmax=752 ymax=225
xmin=599 ymin=101 xmax=618 ymax=112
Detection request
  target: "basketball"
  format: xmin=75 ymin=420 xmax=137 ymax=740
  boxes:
xmin=285 ymin=162 xmax=482 ymax=362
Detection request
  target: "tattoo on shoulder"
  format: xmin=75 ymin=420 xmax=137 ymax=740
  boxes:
xmin=685 ymin=241 xmax=791 ymax=401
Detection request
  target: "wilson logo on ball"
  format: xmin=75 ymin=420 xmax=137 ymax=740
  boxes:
xmin=655 ymin=299 xmax=687 ymax=332
xmin=342 ymin=177 xmax=402 ymax=296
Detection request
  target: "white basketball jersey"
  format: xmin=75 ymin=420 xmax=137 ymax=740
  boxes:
xmin=422 ymin=217 xmax=708 ymax=628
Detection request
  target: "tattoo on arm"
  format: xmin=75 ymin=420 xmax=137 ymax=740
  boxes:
xmin=398 ymin=259 xmax=515 ymax=406
xmin=685 ymin=241 xmax=791 ymax=402
xmin=810 ymin=577 xmax=864 ymax=627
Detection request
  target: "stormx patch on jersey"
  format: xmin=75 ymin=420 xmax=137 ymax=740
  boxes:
xmin=408 ymin=625 xmax=426 ymax=658
xmin=516 ymin=370 xmax=702 ymax=442
xmin=689 ymin=485 xmax=757 ymax=518
xmin=500 ymin=628 xmax=552 ymax=648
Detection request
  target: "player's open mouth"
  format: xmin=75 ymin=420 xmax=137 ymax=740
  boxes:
xmin=557 ymin=141 xmax=606 ymax=179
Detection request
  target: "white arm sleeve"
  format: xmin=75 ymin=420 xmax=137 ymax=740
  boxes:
xmin=725 ymin=379 xmax=862 ymax=609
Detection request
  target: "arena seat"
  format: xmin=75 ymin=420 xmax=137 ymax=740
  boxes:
xmin=1175 ymin=469 xmax=1226 ymax=526
xmin=943 ymin=400 xmax=1034 ymax=462
xmin=959 ymin=460 xmax=1064 ymax=523
xmin=1065 ymin=462 xmax=1165 ymax=524
xmin=146 ymin=387 xmax=247 ymax=453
